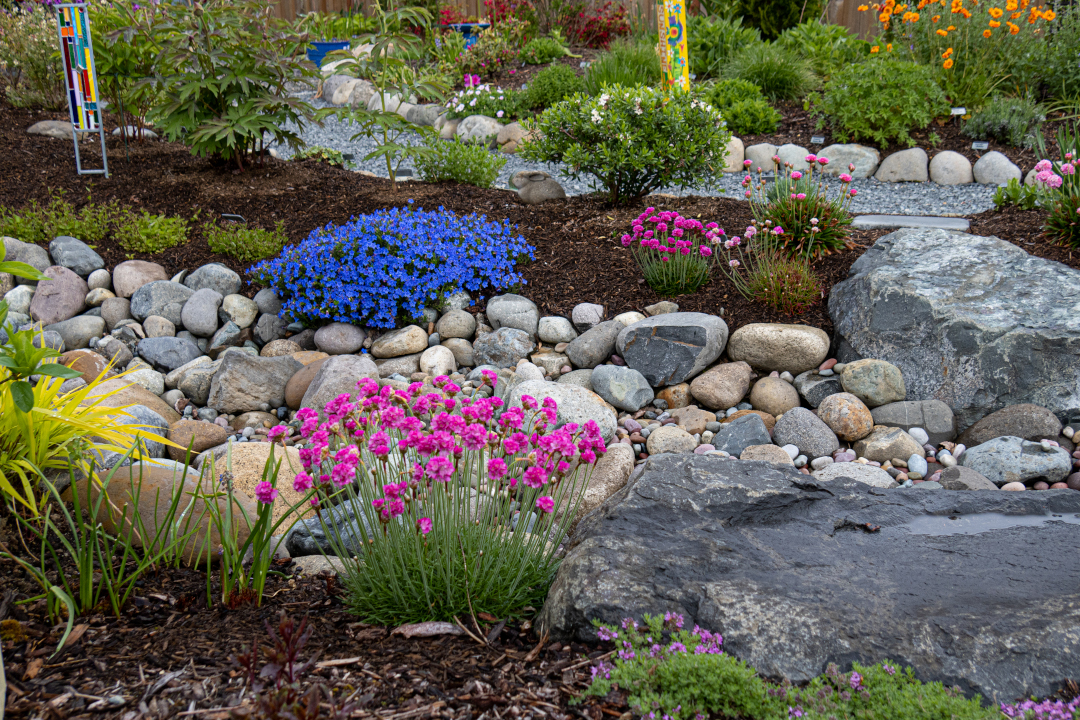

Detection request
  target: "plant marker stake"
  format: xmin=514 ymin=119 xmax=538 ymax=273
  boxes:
xmin=657 ymin=0 xmax=690 ymax=93
xmin=55 ymin=2 xmax=108 ymax=178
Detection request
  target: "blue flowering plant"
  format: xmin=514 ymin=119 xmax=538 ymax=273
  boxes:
xmin=251 ymin=203 xmax=533 ymax=329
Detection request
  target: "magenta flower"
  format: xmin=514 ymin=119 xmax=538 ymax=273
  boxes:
xmin=417 ymin=517 xmax=433 ymax=534
xmin=839 ymin=173 xmax=852 ymax=183
xmin=850 ymin=188 xmax=858 ymax=196
xmin=535 ymin=495 xmax=555 ymax=513
xmin=790 ymin=171 xmax=803 ymax=180
xmin=729 ymin=259 xmax=740 ymax=268
xmin=254 ymin=481 xmax=278 ymax=505
xmin=293 ymin=472 xmax=313 ymax=493
xmin=796 ymin=193 xmax=806 ymax=200
xmin=524 ymin=466 xmax=547 ymax=488
xmin=1034 ymin=159 xmax=1052 ymax=172
xmin=818 ymin=157 xmax=829 ymax=165
xmin=1061 ymin=163 xmax=1075 ymax=175
xmin=426 ymin=455 xmax=455 ymax=482
xmin=487 ymin=457 xmax=507 ymax=481
xmin=805 ymin=154 xmax=817 ymax=163
xmin=267 ymin=424 xmax=288 ymax=442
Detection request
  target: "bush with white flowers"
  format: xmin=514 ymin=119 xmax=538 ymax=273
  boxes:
xmin=444 ymin=84 xmax=524 ymax=121
xmin=519 ymin=84 xmax=732 ymax=205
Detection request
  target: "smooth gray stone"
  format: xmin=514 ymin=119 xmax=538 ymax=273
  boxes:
xmin=871 ymin=400 xmax=957 ymax=446
xmin=709 ymin=413 xmax=772 ymax=457
xmin=851 ymin=215 xmax=970 ymax=231
xmin=616 ymin=312 xmax=729 ymax=387
xmin=49 ymin=235 xmax=104 ymax=277
xmin=136 ymin=336 xmax=203 ymax=372
xmin=959 ymin=435 xmax=1072 ymax=487
xmin=539 ymin=453 xmax=1080 ymax=702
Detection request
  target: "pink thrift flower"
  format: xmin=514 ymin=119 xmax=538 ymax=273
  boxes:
xmin=850 ymin=189 xmax=858 ymax=196
xmin=535 ymin=495 xmax=555 ymax=513
xmin=426 ymin=456 xmax=455 ymax=482
xmin=1034 ymin=159 xmax=1053 ymax=173
xmin=743 ymin=159 xmax=752 ymax=166
xmin=729 ymin=259 xmax=740 ymax=268
xmin=796 ymin=193 xmax=806 ymax=200
xmin=699 ymin=246 xmax=712 ymax=257
xmin=818 ymin=157 xmax=829 ymax=165
xmin=1062 ymin=163 xmax=1076 ymax=175
xmin=254 ymin=481 xmax=277 ymax=505
xmin=790 ymin=171 xmax=803 ymax=180
xmin=524 ymin=465 xmax=548 ymax=488
xmin=417 ymin=517 xmax=433 ymax=534
xmin=487 ymin=457 xmax=507 ymax=481
xmin=1047 ymin=174 xmax=1063 ymax=189
xmin=839 ymin=173 xmax=852 ymax=183
xmin=267 ymin=425 xmax=288 ymax=442
xmin=773 ymin=226 xmax=784 ymax=235
xmin=805 ymin=154 xmax=817 ymax=163
xmin=293 ymin=473 xmax=313 ymax=493
xmin=744 ymin=190 xmax=751 ymax=198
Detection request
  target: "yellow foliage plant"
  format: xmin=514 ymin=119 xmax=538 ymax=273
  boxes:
xmin=858 ymin=0 xmax=1056 ymax=108
xmin=0 ymin=365 xmax=165 ymax=518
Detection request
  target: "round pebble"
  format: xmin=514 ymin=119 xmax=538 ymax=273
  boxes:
xmin=1051 ymin=482 xmax=1069 ymax=489
xmin=1067 ymin=473 xmax=1080 ymax=490
xmin=907 ymin=454 xmax=928 ymax=477
xmin=819 ymin=359 xmax=837 ymax=371
xmin=793 ymin=454 xmax=807 ymax=468
xmin=781 ymin=444 xmax=799 ymax=460
xmin=908 ymin=427 xmax=930 ymax=445
xmin=1064 ymin=426 xmax=1076 ymax=439
xmin=726 ymin=407 xmax=739 ymax=417
xmin=779 ymin=371 xmax=794 ymax=383
xmin=834 ymin=451 xmax=856 ymax=463
xmin=810 ymin=456 xmax=833 ymax=471
xmin=1033 ymin=481 xmax=1050 ymax=490
xmin=1002 ymin=482 xmax=1026 ymax=491
xmin=818 ymin=368 xmax=834 ymax=376
xmin=832 ymin=363 xmax=847 ymax=373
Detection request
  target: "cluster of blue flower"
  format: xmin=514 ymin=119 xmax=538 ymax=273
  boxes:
xmin=252 ymin=203 xmax=534 ymax=329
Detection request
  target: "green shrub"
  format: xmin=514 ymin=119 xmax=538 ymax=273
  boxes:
xmin=1042 ymin=3 xmax=1080 ymax=100
xmin=520 ymin=85 xmax=731 ymax=204
xmin=521 ymin=36 xmax=568 ymax=65
xmin=525 ymin=64 xmax=584 ymax=109
xmin=415 ymin=139 xmax=507 ymax=188
xmin=293 ymin=145 xmax=346 ymax=167
xmin=0 ymin=3 xmax=64 ymax=109
xmin=0 ymin=192 xmax=114 ymax=245
xmin=726 ymin=43 xmax=814 ymax=101
xmin=735 ymin=0 xmax=824 ymax=40
xmin=775 ymin=20 xmax=869 ymax=78
xmin=687 ymin=14 xmax=762 ymax=79
xmin=704 ymin=79 xmax=781 ymax=135
xmin=582 ymin=40 xmax=661 ymax=96
xmin=993 ymin=178 xmax=1042 ymax=210
xmin=964 ymin=96 xmax=1045 ymax=150
xmin=810 ymin=58 xmax=950 ymax=148
xmin=206 ymin=222 xmax=288 ymax=264
xmin=114 ymin=211 xmax=190 ymax=255
xmin=444 ymin=84 xmax=525 ymax=120
xmin=1045 ymin=191 xmax=1080 ymax=249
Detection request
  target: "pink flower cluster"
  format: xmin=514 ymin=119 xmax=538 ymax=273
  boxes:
xmin=285 ymin=374 xmax=606 ymax=529
xmin=621 ymin=208 xmax=721 ymax=260
xmin=1034 ymin=158 xmax=1066 ymax=189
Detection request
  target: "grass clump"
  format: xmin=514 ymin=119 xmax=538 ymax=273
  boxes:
xmin=206 ymin=221 xmax=288 ymax=264
xmin=726 ymin=43 xmax=814 ymax=101
xmin=415 ymin=139 xmax=507 ymax=189
xmin=582 ymin=40 xmax=660 ymax=96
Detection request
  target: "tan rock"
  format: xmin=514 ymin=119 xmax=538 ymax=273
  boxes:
xmin=167 ymin=419 xmax=231 ymax=462
xmin=285 ymin=357 xmax=329 ymax=410
xmin=853 ymin=426 xmax=926 ymax=462
xmin=291 ymin=555 xmax=350 ymax=576
xmin=668 ymin=405 xmax=716 ymax=435
xmin=740 ymin=444 xmax=794 ymax=465
xmin=59 ymin=348 xmax=112 ymax=385
xmin=84 ymin=376 xmax=181 ymax=424
xmin=112 ymin=260 xmax=168 ymax=298
xmin=211 ymin=443 xmax=315 ymax=529
xmin=840 ymin=359 xmax=906 ymax=408
xmin=816 ymin=392 xmax=874 ymax=442
xmin=374 ymin=352 xmax=423 ymax=378
xmin=371 ymin=325 xmax=428 ymax=358
xmin=723 ymin=409 xmax=776 ymax=431
xmin=261 ymin=339 xmax=302 ymax=357
xmin=65 ymin=462 xmax=258 ymax=568
xmin=748 ymin=377 xmax=800 ymax=417
xmin=656 ymin=383 xmax=691 ymax=410
xmin=292 ymin=350 xmax=329 ymax=366
xmin=231 ymin=411 xmax=279 ymax=432
xmin=689 ymin=361 xmax=751 ymax=410
xmin=646 ymin=426 xmax=697 ymax=454
xmin=726 ymin=323 xmax=830 ymax=375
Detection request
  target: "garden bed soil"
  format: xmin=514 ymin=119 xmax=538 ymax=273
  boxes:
xmin=0 ymin=546 xmax=623 ymax=720
xmin=1 ymin=100 xmax=1073 ymax=341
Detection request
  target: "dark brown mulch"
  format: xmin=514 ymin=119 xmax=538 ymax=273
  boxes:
xmin=0 ymin=546 xmax=621 ymax=720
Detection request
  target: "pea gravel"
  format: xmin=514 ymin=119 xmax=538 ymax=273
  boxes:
xmin=272 ymin=92 xmax=998 ymax=217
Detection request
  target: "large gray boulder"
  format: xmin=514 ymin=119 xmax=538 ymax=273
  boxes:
xmin=485 ymin=293 xmax=539 ymax=338
xmin=136 ymin=336 xmax=203 ymax=372
xmin=959 ymin=436 xmax=1072 ymax=487
xmin=206 ymin=351 xmax=303 ymax=413
xmin=539 ymin=453 xmax=1080 ymax=701
xmin=830 ymin=229 xmax=1080 ymax=432
xmin=130 ymin=281 xmax=195 ymax=322
xmin=473 ymin=327 xmax=535 ymax=368
xmin=45 ymin=315 xmax=105 ymax=350
xmin=49 ymin=236 xmax=104 ymax=277
xmin=183 ymin=263 xmax=241 ymax=297
xmin=508 ymin=380 xmax=617 ymax=443
xmin=616 ymin=312 xmax=728 ymax=387
xmin=300 ymin=354 xmax=379 ymax=419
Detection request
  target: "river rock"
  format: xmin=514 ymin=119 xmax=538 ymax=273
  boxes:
xmin=29 ymin=266 xmax=88 ymax=325
xmin=816 ymin=392 xmax=874 ymax=441
xmin=645 ymin=425 xmax=697 ymax=455
xmin=656 ymin=383 xmax=691 ymax=410
xmin=253 ymin=313 xmax=287 ymax=346
xmin=818 ymin=144 xmax=880 ymax=179
xmin=442 ymin=338 xmax=474 ymax=367
xmin=167 ymin=419 xmax=231 ymax=462
xmin=220 ymin=294 xmax=258 ymax=329
xmin=49 ymin=236 xmax=104 ymax=277
xmin=45 ymin=315 xmax=104 ymax=350
xmin=456 ymin=115 xmax=503 ymax=146
xmin=473 ymin=327 xmax=536 ymax=368
xmin=792 ymin=370 xmax=841 ymax=408
xmin=419 ymin=345 xmax=456 ymax=376
xmin=743 ymin=143 xmax=777 ymax=173
xmin=938 ymin=465 xmax=998 ymax=491
xmin=811 ymin=460 xmax=898 ymax=488
xmin=538 ymin=316 xmax=577 ymax=344
xmin=285 ymin=357 xmax=329 ymax=410
xmin=590 ymin=365 xmax=654 ymax=412
xmin=508 ymin=380 xmax=616 ymax=442
xmin=436 ymin=309 xmax=476 ymax=340
xmin=839 ymin=359 xmax=905 ymax=408
xmin=957 ymin=404 xmax=1063 ymax=447
xmin=100 ymin=297 xmax=132 ymax=331
xmin=740 ymin=444 xmax=794 ymax=465
xmin=565 ymin=320 xmax=621 ymax=369
xmin=300 ymin=354 xmax=379 ymax=419
xmin=929 ymin=151 xmax=973 ymax=185
xmin=374 ymin=353 xmax=422 ymax=378
xmin=183 ymin=263 xmax=241 ymax=297
xmin=137 ymin=336 xmax=203 ymax=372
xmin=206 ymin=351 xmax=303 ymax=413
xmin=830 ymin=228 xmax=1080 ymax=432
xmin=59 ymin=349 xmax=111 ymax=384
xmin=973 ymin=151 xmax=1021 ymax=185
xmin=875 ymin=147 xmax=929 ymax=182
xmin=771 ymin=407 xmax=839 ymax=459
xmin=4 ymin=284 xmax=33 ymax=316
xmin=285 ymin=499 xmax=372 ymax=557
xmin=870 ymin=400 xmax=957 ymax=445
xmin=112 ymin=260 xmax=168 ymax=298
xmin=748 ymin=377 xmax=799 ymax=417
xmin=371 ymin=325 xmax=427 ymax=358
xmin=776 ymin=143 xmax=811 ymax=172
xmin=130 ymin=281 xmax=194 ymax=322
xmin=853 ymin=426 xmax=925 ymax=462
xmin=726 ymin=323 xmax=829 ymax=375
xmin=571 ymin=303 xmax=604 ymax=332
xmin=314 ymin=322 xmax=366 ymax=355
xmin=616 ymin=313 xmax=728 ymax=387
xmin=486 ymin=293 xmax=539 ymax=337
xmin=180 ymin=287 xmax=223 ymax=337
xmin=959 ymin=436 xmax=1072 ymax=487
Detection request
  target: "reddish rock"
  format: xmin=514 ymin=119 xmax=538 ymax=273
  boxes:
xmin=29 ymin=266 xmax=88 ymax=325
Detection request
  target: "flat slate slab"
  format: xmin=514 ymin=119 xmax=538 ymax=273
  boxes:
xmin=539 ymin=454 xmax=1080 ymax=702
xmin=852 ymin=214 xmax=970 ymax=231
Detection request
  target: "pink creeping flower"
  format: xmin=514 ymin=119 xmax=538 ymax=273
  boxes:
xmin=417 ymin=517 xmax=433 ymax=535
xmin=254 ymin=481 xmax=278 ymax=505
xmin=773 ymin=226 xmax=785 ymax=235
xmin=1046 ymin=174 xmax=1063 ymax=189
xmin=535 ymin=495 xmax=555 ymax=514
xmin=267 ymin=425 xmax=288 ymax=442
xmin=524 ymin=466 xmax=548 ymax=488
xmin=796 ymin=193 xmax=806 ymax=200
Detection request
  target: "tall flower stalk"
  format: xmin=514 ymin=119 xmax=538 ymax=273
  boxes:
xmin=621 ymin=208 xmax=719 ymax=296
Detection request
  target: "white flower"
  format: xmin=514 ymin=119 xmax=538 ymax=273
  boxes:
xmin=591 ymin=109 xmax=602 ymax=123
xmin=456 ymin=104 xmax=465 ymax=112
xmin=497 ymin=110 xmax=504 ymax=117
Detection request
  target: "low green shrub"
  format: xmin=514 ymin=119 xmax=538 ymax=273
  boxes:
xmin=206 ymin=222 xmax=288 ymax=264
xmin=520 ymin=85 xmax=732 ymax=205
xmin=521 ymin=36 xmax=568 ymax=65
xmin=0 ymin=192 xmax=114 ymax=246
xmin=775 ymin=19 xmax=869 ymax=78
xmin=810 ymin=58 xmax=950 ymax=148
xmin=687 ymin=14 xmax=762 ymax=79
xmin=114 ymin=210 xmax=190 ymax=255
xmin=964 ymin=96 xmax=1045 ymax=150
xmin=993 ymin=178 xmax=1042 ymax=210
xmin=415 ymin=139 xmax=507 ymax=188
xmin=726 ymin=43 xmax=814 ymax=101
xmin=705 ymin=79 xmax=781 ymax=136
xmin=735 ymin=0 xmax=824 ymax=40
xmin=582 ymin=40 xmax=661 ymax=96
xmin=293 ymin=145 xmax=346 ymax=167
xmin=525 ymin=64 xmax=584 ymax=109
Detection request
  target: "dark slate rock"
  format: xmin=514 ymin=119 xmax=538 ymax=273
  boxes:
xmin=616 ymin=312 xmax=728 ymax=387
xmin=137 ymin=336 xmax=203 ymax=372
xmin=539 ymin=453 xmax=1080 ymax=702
xmin=49 ymin=235 xmax=104 ymax=277
xmin=709 ymin=413 xmax=771 ymax=456
xmin=253 ymin=313 xmax=288 ymax=346
xmin=870 ymin=400 xmax=957 ymax=445
xmin=829 ymin=228 xmax=1080 ymax=433
xmin=793 ymin=370 xmax=842 ymax=408
xmin=957 ymin=403 xmax=1063 ymax=447
xmin=285 ymin=500 xmax=373 ymax=557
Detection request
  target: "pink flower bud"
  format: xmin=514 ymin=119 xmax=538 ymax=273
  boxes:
xmin=790 ymin=171 xmax=803 ymax=180
xmin=805 ymin=154 xmax=817 ymax=163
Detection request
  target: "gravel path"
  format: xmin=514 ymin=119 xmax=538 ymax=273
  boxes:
xmin=274 ymin=93 xmax=998 ymax=217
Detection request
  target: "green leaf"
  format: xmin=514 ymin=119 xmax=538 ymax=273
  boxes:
xmin=11 ymin=381 xmax=34 ymax=412
xmin=36 ymin=364 xmax=81 ymax=380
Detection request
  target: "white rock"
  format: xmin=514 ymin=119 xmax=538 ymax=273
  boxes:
xmin=614 ymin=311 xmax=647 ymax=326
xmin=723 ymin=136 xmax=745 ymax=173
xmin=929 ymin=151 xmax=973 ymax=185
xmin=781 ymin=444 xmax=799 ymax=460
xmin=419 ymin=345 xmax=456 ymax=376
xmin=908 ymin=427 xmax=930 ymax=445
xmin=776 ymin=143 xmax=811 ymax=172
xmin=811 ymin=456 xmax=834 ymax=471
xmin=972 ymin=151 xmax=1022 ymax=186
xmin=456 ymin=115 xmax=503 ymax=146
xmin=744 ymin=143 xmax=778 ymax=173
xmin=875 ymin=148 xmax=929 ymax=183
xmin=818 ymin=143 xmax=880 ymax=179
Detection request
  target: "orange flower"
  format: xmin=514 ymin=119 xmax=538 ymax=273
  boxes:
xmin=1044 ymin=9 xmax=1056 ymax=20
xmin=932 ymin=13 xmax=941 ymax=20
xmin=1010 ymin=10 xmax=1021 ymax=17
xmin=1007 ymin=20 xmax=1019 ymax=31
xmin=880 ymin=11 xmax=891 ymax=20
xmin=858 ymin=3 xmax=869 ymax=9
xmin=1020 ymin=0 xmax=1028 ymax=8
xmin=937 ymin=27 xmax=948 ymax=34
xmin=1005 ymin=0 xmax=1017 ymax=9
xmin=988 ymin=6 xmax=1003 ymax=17
xmin=989 ymin=19 xmax=1001 ymax=26
xmin=871 ymin=45 xmax=880 ymax=52
xmin=947 ymin=24 xmax=956 ymax=29
xmin=983 ymin=28 xmax=992 ymax=36
xmin=887 ymin=42 xmax=894 ymax=50
xmin=942 ymin=47 xmax=953 ymax=57
xmin=943 ymin=58 xmax=954 ymax=68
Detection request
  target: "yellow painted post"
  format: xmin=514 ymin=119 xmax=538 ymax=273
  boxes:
xmin=658 ymin=0 xmax=689 ymax=92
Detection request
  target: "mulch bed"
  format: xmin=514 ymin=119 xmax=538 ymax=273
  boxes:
xmin=1 ymin=99 xmax=1075 ymax=340
xmin=0 ymin=545 xmax=622 ymax=720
